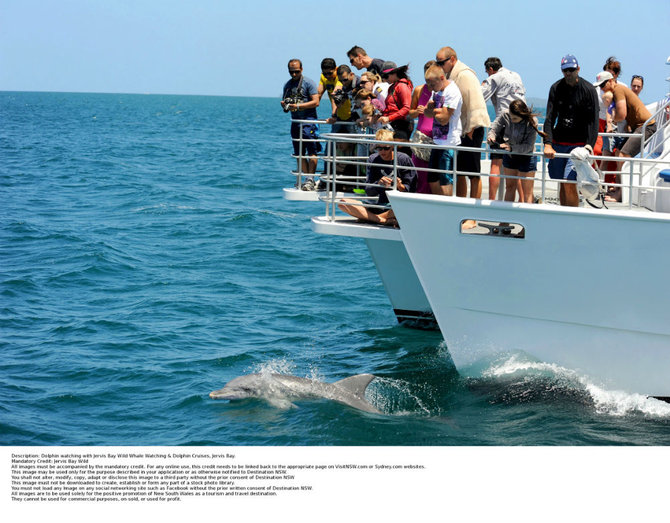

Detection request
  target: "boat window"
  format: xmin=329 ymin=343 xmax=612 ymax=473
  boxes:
xmin=460 ymin=220 xmax=525 ymax=239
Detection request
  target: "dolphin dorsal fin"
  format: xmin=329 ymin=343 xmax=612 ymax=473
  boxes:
xmin=333 ymin=374 xmax=376 ymax=397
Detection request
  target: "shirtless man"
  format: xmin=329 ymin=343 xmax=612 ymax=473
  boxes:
xmin=598 ymin=71 xmax=656 ymax=201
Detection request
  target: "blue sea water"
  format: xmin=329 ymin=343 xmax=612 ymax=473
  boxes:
xmin=2 ymin=91 xmax=670 ymax=446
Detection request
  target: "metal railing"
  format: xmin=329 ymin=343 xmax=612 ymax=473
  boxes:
xmin=290 ymin=119 xmax=371 ymax=189
xmin=289 ymin=96 xmax=670 ymax=219
xmin=310 ymin=126 xmax=670 ymax=221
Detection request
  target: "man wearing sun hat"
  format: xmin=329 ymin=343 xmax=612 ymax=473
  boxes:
xmin=543 ymin=54 xmax=600 ymax=206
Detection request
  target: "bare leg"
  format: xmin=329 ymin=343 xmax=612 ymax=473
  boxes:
xmin=516 ymin=178 xmax=524 ymax=202
xmin=560 ymin=183 xmax=580 ymax=207
xmin=337 ymin=199 xmax=396 ymax=225
xmin=429 ymin=181 xmax=443 ymax=195
xmin=606 ymin=150 xmax=629 ymax=202
xmin=521 ymin=172 xmax=536 ymax=203
xmin=456 ymin=175 xmax=467 ymax=197
xmin=470 ymin=176 xmax=482 ymax=199
xmin=429 ymin=181 xmax=453 ymax=196
xmin=302 ymin=156 xmax=317 ymax=175
xmin=489 ymin=158 xmax=502 ymax=200
xmin=503 ymin=168 xmax=519 ymax=202
xmin=441 ymin=184 xmax=453 ymax=196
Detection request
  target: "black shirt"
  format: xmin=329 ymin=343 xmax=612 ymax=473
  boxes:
xmin=544 ymin=77 xmax=599 ymax=147
xmin=368 ymin=58 xmax=386 ymax=76
xmin=365 ymin=151 xmax=416 ymax=205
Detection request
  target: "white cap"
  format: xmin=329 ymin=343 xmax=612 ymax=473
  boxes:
xmin=593 ymin=71 xmax=614 ymax=86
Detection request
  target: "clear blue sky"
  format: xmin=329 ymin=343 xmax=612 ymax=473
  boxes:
xmin=2 ymin=0 xmax=668 ymax=103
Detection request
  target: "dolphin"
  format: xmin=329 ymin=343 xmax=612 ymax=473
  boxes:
xmin=209 ymin=373 xmax=381 ymax=414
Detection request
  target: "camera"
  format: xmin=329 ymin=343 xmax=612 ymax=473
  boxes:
xmin=331 ymin=89 xmax=349 ymax=106
xmin=282 ymin=95 xmax=301 ymax=112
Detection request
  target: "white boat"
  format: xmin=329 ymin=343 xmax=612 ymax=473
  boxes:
xmin=284 ymin=121 xmax=436 ymax=326
xmin=301 ymin=69 xmax=670 ymax=398
xmin=386 ymin=93 xmax=670 ymax=398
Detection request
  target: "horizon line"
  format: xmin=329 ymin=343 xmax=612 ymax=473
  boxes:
xmin=0 ymin=89 xmax=550 ymax=104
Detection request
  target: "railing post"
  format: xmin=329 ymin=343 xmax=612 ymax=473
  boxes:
xmin=392 ymin=142 xmax=398 ymax=190
xmin=297 ymin=121 xmax=304 ymax=188
xmin=629 ymin=158 xmax=634 ymax=209
xmin=329 ymin=138 xmax=336 ymax=220
xmin=332 ymin=135 xmax=339 ymax=219
xmin=453 ymin=145 xmax=457 ymax=194
xmin=541 ymin=155 xmax=546 ymax=203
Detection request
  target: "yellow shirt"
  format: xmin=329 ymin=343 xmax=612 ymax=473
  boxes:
xmin=320 ymin=74 xmax=351 ymax=121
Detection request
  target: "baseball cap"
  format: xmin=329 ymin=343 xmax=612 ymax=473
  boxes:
xmin=593 ymin=71 xmax=614 ymax=86
xmin=561 ymin=54 xmax=579 ymax=70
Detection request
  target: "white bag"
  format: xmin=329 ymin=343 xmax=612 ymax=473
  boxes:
xmin=570 ymin=147 xmax=600 ymax=200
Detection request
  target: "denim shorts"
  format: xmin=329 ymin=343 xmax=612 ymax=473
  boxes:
xmin=548 ymin=144 xmax=578 ymax=181
xmin=503 ymin=154 xmax=538 ymax=173
xmin=428 ymin=148 xmax=454 ymax=185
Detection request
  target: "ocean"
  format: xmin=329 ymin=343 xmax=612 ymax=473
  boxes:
xmin=2 ymin=91 xmax=670 ymax=447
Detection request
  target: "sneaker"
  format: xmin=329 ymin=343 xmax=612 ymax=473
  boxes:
xmin=315 ymin=180 xmax=327 ymax=191
xmin=301 ymin=179 xmax=316 ymax=191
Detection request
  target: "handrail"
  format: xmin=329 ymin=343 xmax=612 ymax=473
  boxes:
xmin=642 ymin=96 xmax=670 ymax=159
xmin=289 ymin=118 xmax=370 ymax=189
xmin=286 ymin=111 xmax=670 ymax=215
xmin=313 ymin=129 xmax=670 ymax=220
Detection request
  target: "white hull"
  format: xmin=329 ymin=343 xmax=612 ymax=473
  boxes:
xmin=388 ymin=192 xmax=670 ymax=397
xmin=311 ymin=217 xmax=434 ymax=325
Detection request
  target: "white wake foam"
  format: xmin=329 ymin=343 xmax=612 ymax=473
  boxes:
xmin=482 ymin=354 xmax=670 ymax=418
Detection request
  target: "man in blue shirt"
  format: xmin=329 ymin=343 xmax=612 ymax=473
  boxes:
xmin=282 ymin=59 xmax=321 ymax=190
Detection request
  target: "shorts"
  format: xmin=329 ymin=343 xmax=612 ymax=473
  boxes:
xmin=619 ymin=122 xmax=657 ymax=157
xmin=503 ymin=154 xmax=538 ymax=173
xmin=428 ymin=148 xmax=454 ymax=185
xmin=490 ymin=152 xmax=504 ymax=161
xmin=291 ymin=121 xmax=322 ymax=156
xmin=456 ymin=126 xmax=485 ymax=178
xmin=612 ymin=135 xmax=626 ymax=153
xmin=547 ymin=143 xmax=578 ymax=181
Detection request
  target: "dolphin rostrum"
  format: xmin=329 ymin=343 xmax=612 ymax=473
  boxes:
xmin=209 ymin=373 xmax=381 ymax=414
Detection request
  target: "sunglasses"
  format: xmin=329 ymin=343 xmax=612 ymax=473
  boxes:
xmin=288 ymin=70 xmax=301 ymax=75
xmin=377 ymin=146 xmax=392 ymax=151
xmin=563 ymin=67 xmax=577 ymax=73
xmin=632 ymin=75 xmax=644 ymax=81
xmin=435 ymin=57 xmax=452 ymax=66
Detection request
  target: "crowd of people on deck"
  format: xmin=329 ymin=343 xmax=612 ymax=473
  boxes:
xmin=281 ymin=45 xmax=654 ymax=220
